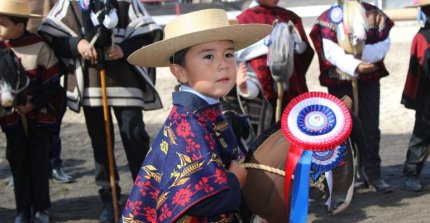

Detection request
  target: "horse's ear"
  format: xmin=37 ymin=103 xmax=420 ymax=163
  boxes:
xmin=2 ymin=48 xmax=27 ymax=83
xmin=7 ymin=48 xmax=19 ymax=62
xmin=5 ymin=49 xmax=24 ymax=72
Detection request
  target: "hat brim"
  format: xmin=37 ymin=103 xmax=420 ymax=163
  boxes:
xmin=0 ymin=10 xmax=42 ymax=18
xmin=128 ymin=24 xmax=272 ymax=67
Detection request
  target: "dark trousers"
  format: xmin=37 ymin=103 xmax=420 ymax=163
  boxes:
xmin=6 ymin=120 xmax=51 ymax=212
xmin=328 ymin=81 xmax=382 ymax=179
xmin=50 ymin=95 xmax=66 ymax=170
xmin=83 ymin=106 xmax=150 ymax=202
xmin=49 ymin=132 xmax=62 ymax=169
xmin=403 ymin=94 xmax=430 ymax=178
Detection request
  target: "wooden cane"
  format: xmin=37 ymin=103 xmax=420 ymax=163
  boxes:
xmin=351 ymin=43 xmax=363 ymax=117
xmin=276 ymin=82 xmax=283 ymax=122
xmin=351 ymin=78 xmax=359 ymax=116
xmin=100 ymin=66 xmax=119 ymax=222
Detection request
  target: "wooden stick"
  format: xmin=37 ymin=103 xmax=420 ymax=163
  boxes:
xmin=100 ymin=67 xmax=119 ymax=222
xmin=351 ymin=78 xmax=359 ymax=116
xmin=276 ymin=82 xmax=283 ymax=122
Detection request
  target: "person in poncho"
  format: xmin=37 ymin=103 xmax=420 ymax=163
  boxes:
xmin=0 ymin=0 xmax=64 ymax=222
xmin=27 ymin=0 xmax=75 ymax=184
xmin=37 ymin=0 xmax=163 ymax=221
xmin=401 ymin=0 xmax=430 ymax=192
xmin=235 ymin=0 xmax=314 ymax=135
xmin=121 ymin=9 xmax=271 ymax=222
xmin=309 ymin=0 xmax=394 ymax=193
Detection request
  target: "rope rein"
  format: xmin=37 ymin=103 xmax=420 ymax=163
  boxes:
xmin=242 ymin=162 xmax=326 ymax=191
xmin=242 ymin=163 xmax=293 ymax=179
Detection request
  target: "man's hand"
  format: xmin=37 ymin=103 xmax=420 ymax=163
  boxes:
xmin=78 ymin=39 xmax=98 ymax=64
xmin=106 ymin=44 xmax=124 ymax=60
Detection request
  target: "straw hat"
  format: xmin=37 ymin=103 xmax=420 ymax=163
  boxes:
xmin=408 ymin=0 xmax=430 ymax=7
xmin=128 ymin=9 xmax=272 ymax=67
xmin=0 ymin=0 xmax=42 ymax=18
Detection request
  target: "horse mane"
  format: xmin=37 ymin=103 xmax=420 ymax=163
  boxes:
xmin=0 ymin=48 xmax=28 ymax=106
xmin=245 ymin=122 xmax=281 ymax=162
xmin=343 ymin=1 xmax=368 ymax=40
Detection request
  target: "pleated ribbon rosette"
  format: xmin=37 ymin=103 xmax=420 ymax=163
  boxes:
xmin=280 ymin=92 xmax=352 ymax=223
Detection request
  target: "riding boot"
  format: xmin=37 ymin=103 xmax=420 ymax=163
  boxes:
xmin=14 ymin=208 xmax=31 ymax=223
xmin=33 ymin=210 xmax=49 ymax=223
xmin=51 ymin=166 xmax=75 ymax=183
xmin=99 ymin=186 xmax=121 ymax=223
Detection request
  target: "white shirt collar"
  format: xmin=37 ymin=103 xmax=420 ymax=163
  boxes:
xmin=179 ymin=85 xmax=219 ymax=105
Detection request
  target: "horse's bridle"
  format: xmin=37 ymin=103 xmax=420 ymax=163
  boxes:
xmin=242 ymin=163 xmax=287 ymax=177
xmin=242 ymin=162 xmax=326 ymax=191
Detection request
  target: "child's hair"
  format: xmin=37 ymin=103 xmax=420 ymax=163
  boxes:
xmin=7 ymin=15 xmax=28 ymax=28
xmin=169 ymin=47 xmax=190 ymax=66
xmin=421 ymin=6 xmax=430 ymax=18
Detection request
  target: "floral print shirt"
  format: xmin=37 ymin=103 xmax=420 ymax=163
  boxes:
xmin=121 ymin=91 xmax=241 ymax=223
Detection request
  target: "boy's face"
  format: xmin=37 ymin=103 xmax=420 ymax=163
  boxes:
xmin=171 ymin=40 xmax=237 ymax=99
xmin=0 ymin=15 xmax=24 ymax=41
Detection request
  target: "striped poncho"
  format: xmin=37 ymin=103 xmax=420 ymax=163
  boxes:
xmin=38 ymin=0 xmax=163 ymax=111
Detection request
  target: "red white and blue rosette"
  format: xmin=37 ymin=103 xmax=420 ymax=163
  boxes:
xmin=311 ymin=143 xmax=347 ymax=173
xmin=280 ymin=92 xmax=352 ymax=223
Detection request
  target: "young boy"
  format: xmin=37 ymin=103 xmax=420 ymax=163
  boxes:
xmin=402 ymin=1 xmax=430 ymax=192
xmin=121 ymin=9 xmax=271 ymax=222
xmin=235 ymin=0 xmax=315 ymax=135
xmin=309 ymin=0 xmax=394 ymax=193
xmin=0 ymin=0 xmax=64 ymax=222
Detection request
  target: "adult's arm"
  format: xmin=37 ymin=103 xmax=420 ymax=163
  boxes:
xmin=118 ymin=32 xmax=154 ymax=58
xmin=46 ymin=36 xmax=82 ymax=59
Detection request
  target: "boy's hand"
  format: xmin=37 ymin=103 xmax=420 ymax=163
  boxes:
xmin=341 ymin=95 xmax=353 ymax=111
xmin=229 ymin=160 xmax=248 ymax=189
xmin=356 ymin=63 xmax=376 ymax=75
xmin=236 ymin=62 xmax=249 ymax=94
xmin=16 ymin=102 xmax=34 ymax=114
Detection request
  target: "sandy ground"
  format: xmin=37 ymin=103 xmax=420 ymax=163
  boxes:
xmin=0 ymin=22 xmax=428 ymax=222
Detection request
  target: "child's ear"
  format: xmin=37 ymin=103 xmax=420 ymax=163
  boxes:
xmin=17 ymin=23 xmax=25 ymax=32
xmin=170 ymin=64 xmax=187 ymax=84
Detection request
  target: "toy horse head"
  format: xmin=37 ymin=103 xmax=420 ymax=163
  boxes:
xmin=0 ymin=48 xmax=28 ymax=108
xmin=337 ymin=0 xmax=368 ymax=57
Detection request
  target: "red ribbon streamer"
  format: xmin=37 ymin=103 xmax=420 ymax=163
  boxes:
xmin=284 ymin=144 xmax=304 ymax=214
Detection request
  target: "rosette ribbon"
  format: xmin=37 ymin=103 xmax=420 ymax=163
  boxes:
xmin=280 ymin=92 xmax=352 ymax=223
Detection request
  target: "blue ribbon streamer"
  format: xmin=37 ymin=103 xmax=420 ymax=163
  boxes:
xmin=290 ymin=150 xmax=312 ymax=223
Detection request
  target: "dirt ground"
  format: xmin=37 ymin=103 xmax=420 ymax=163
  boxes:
xmin=1 ymin=22 xmax=428 ymax=223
